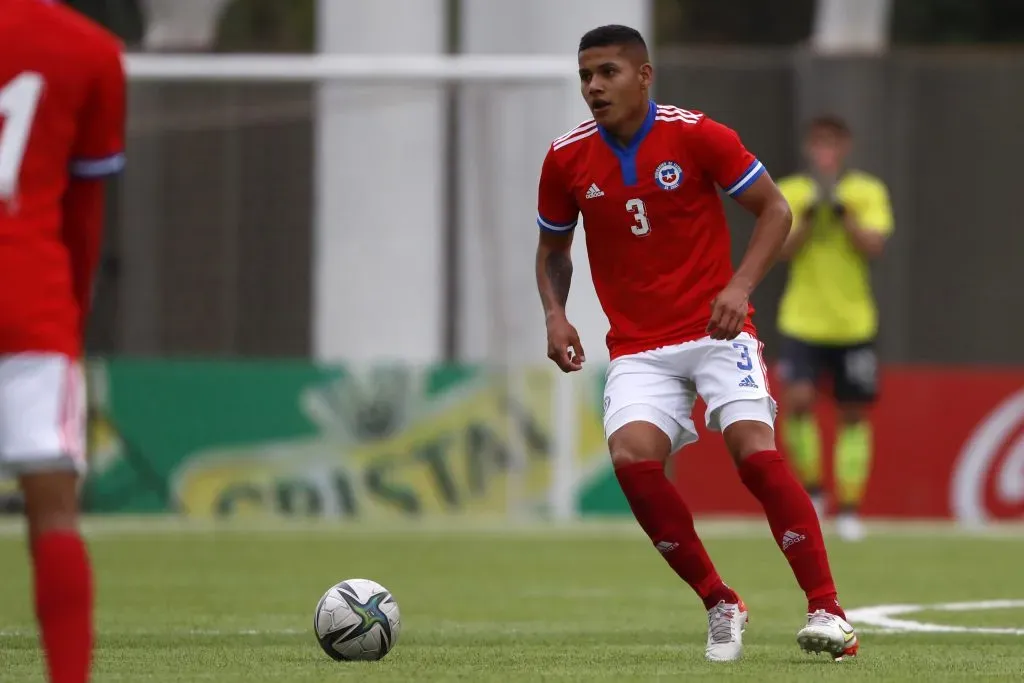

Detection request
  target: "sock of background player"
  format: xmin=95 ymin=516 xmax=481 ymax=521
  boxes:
xmin=33 ymin=530 xmax=94 ymax=683
xmin=835 ymin=421 xmax=872 ymax=513
xmin=738 ymin=450 xmax=845 ymax=618
xmin=616 ymin=460 xmax=738 ymax=610
xmin=782 ymin=413 xmax=823 ymax=496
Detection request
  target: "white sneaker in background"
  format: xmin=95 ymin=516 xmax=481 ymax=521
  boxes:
xmin=835 ymin=512 xmax=866 ymax=542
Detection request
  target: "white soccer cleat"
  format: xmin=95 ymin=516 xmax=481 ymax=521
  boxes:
xmin=797 ymin=609 xmax=859 ymax=660
xmin=836 ymin=513 xmax=866 ymax=542
xmin=704 ymin=599 xmax=748 ymax=662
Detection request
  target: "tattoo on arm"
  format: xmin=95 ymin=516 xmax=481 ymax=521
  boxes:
xmin=545 ymin=250 xmax=573 ymax=309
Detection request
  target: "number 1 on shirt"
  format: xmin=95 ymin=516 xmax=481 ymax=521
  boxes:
xmin=0 ymin=72 xmax=44 ymax=203
xmin=626 ymin=198 xmax=651 ymax=236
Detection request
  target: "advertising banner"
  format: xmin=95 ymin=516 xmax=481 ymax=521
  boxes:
xmin=14 ymin=360 xmax=1014 ymax=523
xmin=667 ymin=368 xmax=1024 ymax=523
xmin=82 ymin=360 xmax=612 ymax=519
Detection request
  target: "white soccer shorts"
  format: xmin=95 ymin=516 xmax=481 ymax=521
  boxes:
xmin=0 ymin=353 xmax=86 ymax=475
xmin=603 ymin=332 xmax=778 ymax=452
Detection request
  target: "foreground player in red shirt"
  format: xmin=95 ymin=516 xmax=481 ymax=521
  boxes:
xmin=0 ymin=1 xmax=126 ymax=681
xmin=536 ymin=25 xmax=858 ymax=662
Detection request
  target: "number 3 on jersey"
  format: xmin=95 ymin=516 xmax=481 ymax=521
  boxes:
xmin=626 ymin=198 xmax=651 ymax=236
xmin=0 ymin=72 xmax=45 ymax=202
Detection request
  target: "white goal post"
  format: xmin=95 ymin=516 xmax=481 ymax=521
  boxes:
xmin=125 ymin=54 xmax=578 ymax=84
xmin=122 ymin=53 xmax=587 ymax=522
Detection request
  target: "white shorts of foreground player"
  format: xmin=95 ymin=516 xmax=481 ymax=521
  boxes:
xmin=0 ymin=353 xmax=86 ymax=475
xmin=603 ymin=332 xmax=777 ymax=452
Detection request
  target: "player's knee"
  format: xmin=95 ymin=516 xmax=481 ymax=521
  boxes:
xmin=607 ymin=421 xmax=672 ymax=468
xmin=609 ymin=445 xmax=655 ymax=468
xmin=19 ymin=471 xmax=80 ymax=538
xmin=722 ymin=420 xmax=776 ymax=463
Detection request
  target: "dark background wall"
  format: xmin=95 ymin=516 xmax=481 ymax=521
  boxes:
xmin=97 ymin=49 xmax=1023 ymax=365
xmin=75 ymin=0 xmax=1024 ymax=365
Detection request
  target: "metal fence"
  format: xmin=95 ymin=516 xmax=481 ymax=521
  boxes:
xmin=99 ymin=83 xmax=314 ymax=357
xmin=99 ymin=47 xmax=1024 ymax=365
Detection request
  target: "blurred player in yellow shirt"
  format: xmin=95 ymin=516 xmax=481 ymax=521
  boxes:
xmin=776 ymin=115 xmax=894 ymax=541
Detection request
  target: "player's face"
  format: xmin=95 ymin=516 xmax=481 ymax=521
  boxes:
xmin=805 ymin=128 xmax=851 ymax=177
xmin=578 ymin=46 xmax=651 ymax=129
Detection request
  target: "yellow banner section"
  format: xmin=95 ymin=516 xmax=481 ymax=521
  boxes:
xmin=173 ymin=377 xmax=607 ymax=519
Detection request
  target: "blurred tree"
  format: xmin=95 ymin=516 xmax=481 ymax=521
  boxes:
xmin=215 ymin=0 xmax=315 ymax=53
xmin=63 ymin=0 xmax=145 ymax=45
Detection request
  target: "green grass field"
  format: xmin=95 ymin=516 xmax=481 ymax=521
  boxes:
xmin=1 ymin=518 xmax=1022 ymax=682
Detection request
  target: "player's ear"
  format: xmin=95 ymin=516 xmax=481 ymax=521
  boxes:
xmin=638 ymin=63 xmax=653 ymax=89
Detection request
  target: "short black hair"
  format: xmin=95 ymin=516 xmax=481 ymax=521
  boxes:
xmin=578 ymin=25 xmax=648 ymax=55
xmin=807 ymin=114 xmax=852 ymax=138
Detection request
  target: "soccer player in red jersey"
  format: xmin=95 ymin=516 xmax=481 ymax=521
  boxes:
xmin=535 ymin=25 xmax=858 ymax=662
xmin=0 ymin=1 xmax=126 ymax=681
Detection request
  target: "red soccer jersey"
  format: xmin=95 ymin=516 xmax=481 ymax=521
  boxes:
xmin=0 ymin=0 xmax=126 ymax=358
xmin=537 ymin=101 xmax=765 ymax=359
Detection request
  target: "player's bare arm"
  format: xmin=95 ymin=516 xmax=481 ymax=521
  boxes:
xmin=731 ymin=174 xmax=792 ymax=289
xmin=536 ymin=230 xmax=585 ymax=372
xmin=838 ymin=210 xmax=887 ymax=258
xmin=537 ymin=230 xmax=573 ymax=316
xmin=708 ymin=174 xmax=792 ymax=340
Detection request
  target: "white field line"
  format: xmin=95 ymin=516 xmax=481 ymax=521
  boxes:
xmin=847 ymin=600 xmax=1024 ymax=635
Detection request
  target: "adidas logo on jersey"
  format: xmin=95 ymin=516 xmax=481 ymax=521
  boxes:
xmin=738 ymin=375 xmax=759 ymax=389
xmin=781 ymin=530 xmax=806 ymax=551
xmin=585 ymin=183 xmax=605 ymax=199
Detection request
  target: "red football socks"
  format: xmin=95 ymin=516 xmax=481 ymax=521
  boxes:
xmin=615 ymin=460 xmax=738 ymax=610
xmin=32 ymin=530 xmax=94 ymax=683
xmin=738 ymin=450 xmax=845 ymax=618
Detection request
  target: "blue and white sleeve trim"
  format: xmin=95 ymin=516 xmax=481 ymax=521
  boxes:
xmin=70 ymin=152 xmax=126 ymax=179
xmin=724 ymin=159 xmax=765 ymax=196
xmin=537 ymin=215 xmax=578 ymax=233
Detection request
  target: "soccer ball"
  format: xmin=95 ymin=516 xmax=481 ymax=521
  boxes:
xmin=313 ymin=578 xmax=401 ymax=661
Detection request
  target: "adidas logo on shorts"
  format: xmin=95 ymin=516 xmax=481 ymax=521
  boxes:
xmin=738 ymin=375 xmax=759 ymax=389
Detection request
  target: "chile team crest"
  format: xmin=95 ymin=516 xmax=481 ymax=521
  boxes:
xmin=655 ymin=161 xmax=683 ymax=190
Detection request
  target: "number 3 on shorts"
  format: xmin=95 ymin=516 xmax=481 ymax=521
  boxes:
xmin=733 ymin=342 xmax=753 ymax=371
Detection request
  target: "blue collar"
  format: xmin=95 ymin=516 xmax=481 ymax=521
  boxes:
xmin=597 ymin=100 xmax=657 ymax=186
